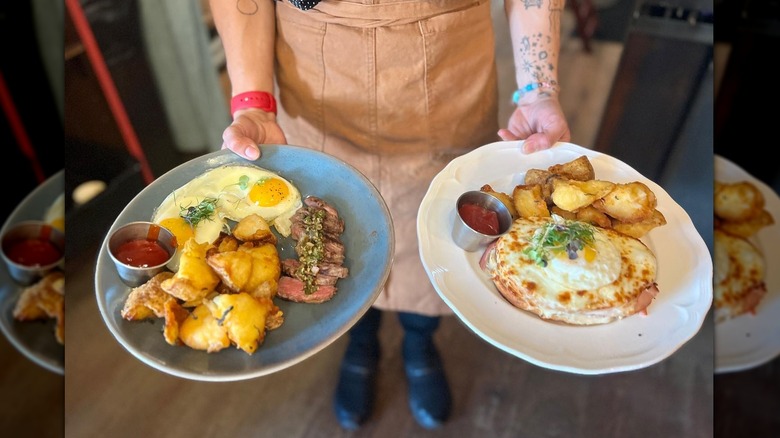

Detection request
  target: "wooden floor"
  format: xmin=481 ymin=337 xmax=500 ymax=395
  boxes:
xmin=3 ymin=5 xmax=714 ymax=438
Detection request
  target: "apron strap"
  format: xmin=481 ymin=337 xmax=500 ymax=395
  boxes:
xmin=280 ymin=0 xmax=486 ymax=27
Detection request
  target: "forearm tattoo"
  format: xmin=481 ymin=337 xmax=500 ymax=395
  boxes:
xmin=518 ymin=32 xmax=558 ymax=84
xmin=515 ymin=0 xmax=562 ymax=85
xmin=237 ymin=0 xmax=259 ymax=15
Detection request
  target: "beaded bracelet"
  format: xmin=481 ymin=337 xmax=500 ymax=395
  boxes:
xmin=512 ymin=81 xmax=560 ymax=104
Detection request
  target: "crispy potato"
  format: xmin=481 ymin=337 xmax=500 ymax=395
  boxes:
xmin=550 ymin=206 xmax=576 ymax=220
xmin=612 ymin=209 xmax=667 ymax=239
xmin=592 ymin=182 xmax=656 ymax=223
xmin=716 ymin=209 xmax=775 ymax=238
xmin=161 ymin=239 xmax=221 ymax=302
xmin=480 ymin=184 xmax=518 ymax=219
xmin=232 ymin=213 xmax=277 ymax=244
xmin=206 ymin=242 xmax=281 ymax=299
xmin=179 ymin=303 xmax=231 ymax=353
xmin=551 ymin=179 xmax=615 ymax=211
xmin=512 ymin=184 xmax=550 ymax=218
xmin=524 ymin=169 xmax=555 ymax=205
xmin=548 ymin=155 xmax=595 ymax=181
xmin=205 ymin=293 xmax=275 ymax=355
xmin=575 ymin=205 xmax=612 ymax=228
xmin=714 ymin=181 xmax=765 ymax=222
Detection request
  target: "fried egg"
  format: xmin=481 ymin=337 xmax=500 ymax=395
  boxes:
xmin=482 ymin=216 xmax=659 ymax=325
xmin=45 ymin=193 xmax=65 ymax=232
xmin=714 ymin=229 xmax=767 ymax=322
xmin=151 ymin=165 xmax=302 ymax=248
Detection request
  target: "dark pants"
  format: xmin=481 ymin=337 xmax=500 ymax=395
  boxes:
xmin=346 ymin=308 xmax=440 ymax=364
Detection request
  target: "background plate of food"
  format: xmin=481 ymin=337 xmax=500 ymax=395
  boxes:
xmin=418 ymin=142 xmax=712 ymax=375
xmin=714 ymin=154 xmax=780 ymax=373
xmin=0 ymin=170 xmax=65 ymax=374
xmin=95 ymin=146 xmax=393 ymax=382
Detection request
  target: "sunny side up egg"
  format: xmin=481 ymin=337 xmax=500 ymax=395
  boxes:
xmin=45 ymin=193 xmax=65 ymax=232
xmin=151 ymin=164 xmax=302 ymax=248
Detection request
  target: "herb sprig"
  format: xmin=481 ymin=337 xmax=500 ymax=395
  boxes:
xmin=523 ymin=216 xmax=595 ymax=267
xmin=180 ymin=197 xmax=219 ymax=227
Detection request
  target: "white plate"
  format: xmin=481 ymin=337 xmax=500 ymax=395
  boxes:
xmin=95 ymin=146 xmax=394 ymax=382
xmin=714 ymin=154 xmax=780 ymax=373
xmin=0 ymin=170 xmax=64 ymax=374
xmin=418 ymin=142 xmax=712 ymax=375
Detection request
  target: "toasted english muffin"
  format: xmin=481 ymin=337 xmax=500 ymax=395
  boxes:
xmin=481 ymin=217 xmax=659 ymax=325
xmin=714 ymin=229 xmax=767 ymax=322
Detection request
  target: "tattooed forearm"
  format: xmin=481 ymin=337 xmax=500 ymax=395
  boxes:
xmin=237 ymin=0 xmax=259 ymax=15
xmin=518 ymin=32 xmax=558 ymax=84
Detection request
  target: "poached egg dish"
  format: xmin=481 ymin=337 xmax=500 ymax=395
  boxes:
xmin=152 ymin=165 xmax=302 ymax=247
xmin=480 ymin=215 xmax=659 ymax=325
xmin=713 ymin=229 xmax=767 ymax=322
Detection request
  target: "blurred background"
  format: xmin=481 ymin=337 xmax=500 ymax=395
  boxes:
xmin=0 ymin=1 xmax=64 ymax=437
xmin=713 ymin=0 xmax=780 ymax=436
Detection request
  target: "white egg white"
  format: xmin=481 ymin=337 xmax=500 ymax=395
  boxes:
xmin=151 ymin=164 xmax=302 ymax=245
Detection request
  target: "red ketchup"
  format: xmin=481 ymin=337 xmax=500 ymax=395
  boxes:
xmin=459 ymin=203 xmax=500 ymax=235
xmin=115 ymin=239 xmax=170 ymax=268
xmin=5 ymin=239 xmax=62 ymax=266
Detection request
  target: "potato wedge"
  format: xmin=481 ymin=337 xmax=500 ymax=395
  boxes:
xmin=550 ymin=206 xmax=576 ymax=220
xmin=575 ymin=205 xmax=612 ymax=228
xmin=512 ymin=184 xmax=550 ymax=219
xmin=480 ymin=184 xmax=518 ymax=219
xmin=551 ymin=179 xmax=615 ymax=212
xmin=716 ymin=209 xmax=774 ymax=238
xmin=612 ymin=209 xmax=667 ymax=239
xmin=592 ymin=181 xmax=656 ymax=223
xmin=548 ymin=155 xmax=595 ymax=181
xmin=523 ymin=169 xmax=555 ymax=205
xmin=714 ymin=181 xmax=765 ymax=222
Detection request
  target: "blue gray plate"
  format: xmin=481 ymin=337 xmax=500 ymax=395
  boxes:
xmin=0 ymin=170 xmax=65 ymax=375
xmin=95 ymin=146 xmax=394 ymax=381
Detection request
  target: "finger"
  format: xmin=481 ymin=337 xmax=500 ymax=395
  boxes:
xmin=521 ymin=133 xmax=555 ymax=154
xmin=223 ymin=125 xmax=262 ymax=160
xmin=497 ymin=129 xmax=520 ymax=141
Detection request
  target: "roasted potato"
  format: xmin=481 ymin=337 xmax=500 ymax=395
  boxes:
xmin=716 ymin=209 xmax=774 ymax=238
xmin=575 ymin=205 xmax=612 ymax=228
xmin=550 ymin=206 xmax=576 ymax=220
xmin=232 ymin=213 xmax=277 ymax=244
xmin=612 ymin=209 xmax=667 ymax=239
xmin=161 ymin=239 xmax=221 ymax=302
xmin=205 ymin=293 xmax=274 ymax=355
xmin=551 ymin=178 xmax=615 ymax=212
xmin=714 ymin=181 xmax=765 ymax=222
xmin=523 ymin=169 xmax=555 ymax=205
xmin=592 ymin=181 xmax=656 ymax=223
xmin=512 ymin=184 xmax=550 ymax=218
xmin=548 ymin=155 xmax=595 ymax=181
xmin=179 ymin=303 xmax=231 ymax=353
xmin=480 ymin=184 xmax=518 ymax=219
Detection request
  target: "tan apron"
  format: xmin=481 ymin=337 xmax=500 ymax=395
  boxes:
xmin=275 ymin=0 xmax=498 ymax=316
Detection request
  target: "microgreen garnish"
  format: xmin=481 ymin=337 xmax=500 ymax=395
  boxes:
xmin=523 ymin=215 xmax=595 ymax=267
xmin=179 ymin=197 xmax=219 ymax=227
xmin=238 ymin=175 xmax=250 ymax=190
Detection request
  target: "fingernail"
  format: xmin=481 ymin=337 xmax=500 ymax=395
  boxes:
xmin=246 ymin=146 xmax=259 ymax=160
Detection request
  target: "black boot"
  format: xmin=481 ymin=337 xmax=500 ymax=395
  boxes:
xmin=398 ymin=312 xmax=452 ymax=429
xmin=334 ymin=307 xmax=381 ymax=430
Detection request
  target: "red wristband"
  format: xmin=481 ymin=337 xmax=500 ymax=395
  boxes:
xmin=230 ymin=91 xmax=277 ymax=116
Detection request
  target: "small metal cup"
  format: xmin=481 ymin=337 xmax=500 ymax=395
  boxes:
xmin=452 ymin=191 xmax=513 ymax=252
xmin=1 ymin=221 xmax=65 ymax=286
xmin=107 ymin=221 xmax=176 ymax=287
